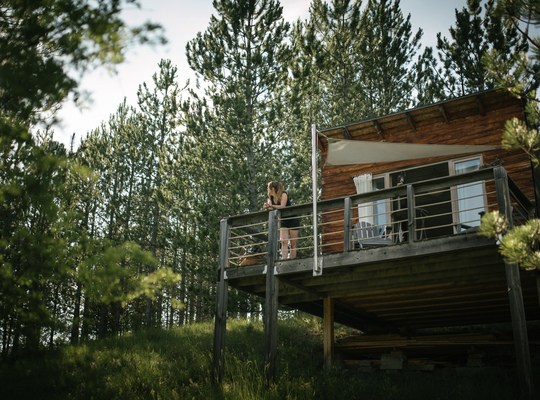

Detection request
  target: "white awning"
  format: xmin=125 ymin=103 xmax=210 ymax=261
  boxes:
xmin=325 ymin=138 xmax=499 ymax=165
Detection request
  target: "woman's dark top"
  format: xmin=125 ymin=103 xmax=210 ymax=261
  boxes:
xmin=271 ymin=192 xmax=300 ymax=229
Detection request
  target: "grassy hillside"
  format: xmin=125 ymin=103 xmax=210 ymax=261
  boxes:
xmin=0 ymin=317 xmax=528 ymax=399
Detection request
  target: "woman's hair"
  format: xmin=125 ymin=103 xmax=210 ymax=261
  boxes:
xmin=267 ymin=181 xmax=284 ymax=203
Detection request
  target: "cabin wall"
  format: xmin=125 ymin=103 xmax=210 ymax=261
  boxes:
xmin=321 ymin=102 xmax=532 ymax=201
xmin=318 ymin=93 xmax=534 ymax=255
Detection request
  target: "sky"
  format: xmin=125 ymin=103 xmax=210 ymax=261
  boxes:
xmin=54 ymin=0 xmax=467 ymax=148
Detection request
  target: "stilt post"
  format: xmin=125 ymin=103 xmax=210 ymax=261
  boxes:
xmin=264 ymin=210 xmax=279 ymax=385
xmin=494 ymin=166 xmax=534 ymax=400
xmin=323 ymin=296 xmax=335 ymax=368
xmin=212 ymin=218 xmax=230 ymax=384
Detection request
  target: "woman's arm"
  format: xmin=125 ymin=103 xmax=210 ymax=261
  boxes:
xmin=269 ymin=192 xmax=288 ymax=209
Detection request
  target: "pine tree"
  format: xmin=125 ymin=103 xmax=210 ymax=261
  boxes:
xmin=0 ymin=129 xmax=81 ymax=353
xmin=480 ymin=0 xmax=540 ymax=272
xmin=431 ymin=0 xmax=524 ymax=97
xmin=0 ymin=1 xmax=165 ymax=353
xmin=136 ymin=59 xmax=184 ymax=327
xmin=358 ymin=0 xmax=423 ymax=116
xmin=184 ymin=0 xmax=291 ymax=212
xmin=299 ymin=0 xmax=366 ymax=126
xmin=292 ymin=0 xmax=423 ymax=126
xmin=0 ymin=0 xmax=164 ymax=123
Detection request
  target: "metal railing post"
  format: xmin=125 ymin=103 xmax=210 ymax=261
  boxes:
xmin=343 ymin=197 xmax=352 ymax=252
xmin=407 ymin=184 xmax=416 ymax=244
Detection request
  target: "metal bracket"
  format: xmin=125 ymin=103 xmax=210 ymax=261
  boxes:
xmin=313 ymin=256 xmax=323 ymax=276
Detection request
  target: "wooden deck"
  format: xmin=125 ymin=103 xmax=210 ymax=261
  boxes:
xmin=226 ymin=232 xmax=540 ymax=332
xmin=212 ymin=165 xmax=538 ymax=398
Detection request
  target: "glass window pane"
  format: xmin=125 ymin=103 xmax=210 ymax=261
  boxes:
xmin=372 ymin=177 xmax=387 ymax=232
xmin=455 ymin=159 xmax=484 ymax=230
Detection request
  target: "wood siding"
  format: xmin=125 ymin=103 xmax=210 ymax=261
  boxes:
xmin=318 ymin=90 xmax=534 ymax=254
xmin=320 ymin=91 xmax=532 ymax=200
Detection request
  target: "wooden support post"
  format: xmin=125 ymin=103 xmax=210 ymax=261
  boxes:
xmin=406 ymin=184 xmax=416 ymax=244
xmin=264 ymin=210 xmax=279 ymax=385
xmin=494 ymin=166 xmax=535 ymax=400
xmin=536 ymin=274 xmax=540 ymax=309
xmin=212 ymin=219 xmax=230 ymax=385
xmin=532 ymin=151 xmax=540 ymax=218
xmin=343 ymin=197 xmax=352 ymax=252
xmin=323 ymin=296 xmax=335 ymax=368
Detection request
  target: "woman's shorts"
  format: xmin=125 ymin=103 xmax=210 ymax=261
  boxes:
xmin=281 ymin=216 xmax=301 ymax=230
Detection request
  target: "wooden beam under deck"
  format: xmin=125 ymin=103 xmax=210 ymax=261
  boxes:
xmin=226 ymin=233 xmax=540 ymax=333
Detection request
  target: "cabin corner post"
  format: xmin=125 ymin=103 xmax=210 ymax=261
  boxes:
xmin=212 ymin=218 xmax=230 ymax=385
xmin=494 ymin=166 xmax=535 ymax=400
xmin=531 ymin=151 xmax=540 ymax=218
xmin=264 ymin=210 xmax=279 ymax=385
xmin=343 ymin=197 xmax=352 ymax=252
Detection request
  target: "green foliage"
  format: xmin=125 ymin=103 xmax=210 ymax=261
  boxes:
xmin=185 ymin=0 xmax=292 ymax=212
xmin=80 ymin=241 xmax=180 ymax=305
xmin=424 ymin=0 xmax=524 ymax=98
xmin=358 ymin=0 xmax=423 ymax=116
xmin=479 ymin=210 xmax=508 ymax=237
xmin=483 ymin=7 xmax=540 ymax=165
xmin=0 ymin=0 xmax=165 ymax=123
xmin=0 ymin=128 xmax=73 ymax=350
xmin=293 ymin=0 xmax=423 ymax=126
xmin=501 ymin=113 xmax=540 ymax=164
xmin=498 ymin=221 xmax=540 ymax=270
xmin=0 ymin=318 xmax=526 ymax=400
xmin=479 ymin=0 xmax=540 ymax=272
xmin=480 ymin=212 xmax=540 ymax=270
xmin=0 ymin=0 xmax=169 ymax=353
xmin=73 ymin=72 xmax=193 ymax=333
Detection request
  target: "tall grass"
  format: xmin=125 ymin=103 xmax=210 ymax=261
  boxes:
xmin=0 ymin=317 xmax=532 ymax=399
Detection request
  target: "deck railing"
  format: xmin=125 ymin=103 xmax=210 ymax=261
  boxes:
xmin=221 ymin=166 xmax=533 ymax=269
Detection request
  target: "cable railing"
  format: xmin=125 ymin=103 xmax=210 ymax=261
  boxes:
xmin=221 ymin=166 xmax=534 ymax=269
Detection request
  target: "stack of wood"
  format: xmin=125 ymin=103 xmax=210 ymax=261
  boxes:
xmin=336 ymin=332 xmax=516 ymax=371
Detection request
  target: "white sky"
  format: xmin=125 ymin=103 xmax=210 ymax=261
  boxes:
xmin=53 ymin=0 xmax=466 ymax=148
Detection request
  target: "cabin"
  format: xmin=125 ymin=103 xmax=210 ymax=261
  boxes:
xmin=212 ymin=89 xmax=539 ymax=398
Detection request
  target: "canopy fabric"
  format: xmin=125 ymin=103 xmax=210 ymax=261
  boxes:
xmin=325 ymin=138 xmax=499 ymax=165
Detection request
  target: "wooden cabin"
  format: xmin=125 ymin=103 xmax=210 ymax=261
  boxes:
xmin=212 ymin=89 xmax=539 ymax=398
xmin=318 ymin=89 xmax=535 ymax=254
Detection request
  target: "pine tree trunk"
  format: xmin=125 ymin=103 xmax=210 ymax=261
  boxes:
xmin=80 ymin=291 xmax=91 ymax=341
xmin=70 ymin=281 xmax=82 ymax=344
xmin=48 ymin=284 xmax=60 ymax=347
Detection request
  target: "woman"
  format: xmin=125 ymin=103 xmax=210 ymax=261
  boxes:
xmin=263 ymin=181 xmax=300 ymax=259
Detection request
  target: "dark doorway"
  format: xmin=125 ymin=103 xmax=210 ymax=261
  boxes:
xmin=390 ymin=163 xmax=454 ymax=239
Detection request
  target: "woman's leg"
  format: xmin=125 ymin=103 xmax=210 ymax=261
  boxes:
xmin=279 ymin=227 xmax=290 ymax=259
xmin=288 ymin=229 xmax=299 ymax=259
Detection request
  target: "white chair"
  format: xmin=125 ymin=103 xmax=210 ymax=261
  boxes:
xmin=353 ymin=221 xmax=393 ymax=249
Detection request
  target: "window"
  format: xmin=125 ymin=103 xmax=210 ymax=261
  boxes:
xmin=353 ymin=174 xmax=389 ymax=237
xmin=355 ymin=156 xmax=486 ymax=240
xmin=452 ymin=157 xmax=485 ymax=232
xmin=372 ymin=176 xmax=388 ymax=230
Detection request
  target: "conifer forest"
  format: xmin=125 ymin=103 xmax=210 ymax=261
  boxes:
xmin=1 ymin=0 xmax=538 ymax=359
